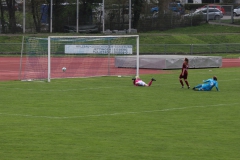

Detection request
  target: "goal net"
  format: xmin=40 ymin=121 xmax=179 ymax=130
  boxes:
xmin=20 ymin=35 xmax=139 ymax=82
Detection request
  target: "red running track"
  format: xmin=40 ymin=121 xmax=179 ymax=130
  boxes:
xmin=0 ymin=57 xmax=239 ymax=81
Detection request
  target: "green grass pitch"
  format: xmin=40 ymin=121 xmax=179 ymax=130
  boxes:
xmin=0 ymin=67 xmax=240 ymax=160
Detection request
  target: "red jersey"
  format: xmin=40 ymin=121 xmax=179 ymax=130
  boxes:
xmin=179 ymin=62 xmax=188 ymax=79
xmin=182 ymin=62 xmax=188 ymax=75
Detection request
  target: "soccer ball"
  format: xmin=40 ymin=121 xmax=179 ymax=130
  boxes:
xmin=62 ymin=67 xmax=66 ymax=72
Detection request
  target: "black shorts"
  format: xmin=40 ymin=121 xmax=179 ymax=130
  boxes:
xmin=179 ymin=74 xmax=188 ymax=79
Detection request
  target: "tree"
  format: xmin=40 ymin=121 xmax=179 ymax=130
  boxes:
xmin=222 ymin=0 xmax=234 ymax=3
xmin=30 ymin=0 xmax=46 ymax=32
xmin=0 ymin=0 xmax=7 ymax=33
xmin=132 ymin=0 xmax=144 ymax=29
xmin=80 ymin=0 xmax=94 ymax=24
xmin=5 ymin=0 xmax=17 ymax=33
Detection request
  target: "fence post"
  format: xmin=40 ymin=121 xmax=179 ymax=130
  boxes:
xmin=210 ymin=44 xmax=212 ymax=54
xmin=190 ymin=44 xmax=193 ymax=54
xmin=164 ymin=44 xmax=166 ymax=54
xmin=226 ymin=44 xmax=228 ymax=54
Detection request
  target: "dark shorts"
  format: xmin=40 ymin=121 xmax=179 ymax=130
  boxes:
xmin=179 ymin=74 xmax=188 ymax=79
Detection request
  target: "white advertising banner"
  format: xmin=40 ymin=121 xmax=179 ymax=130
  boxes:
xmin=65 ymin=45 xmax=133 ymax=54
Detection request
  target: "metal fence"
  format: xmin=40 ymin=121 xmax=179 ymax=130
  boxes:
xmin=1 ymin=43 xmax=240 ymax=55
xmin=140 ymin=44 xmax=240 ymax=55
xmin=1 ymin=3 xmax=240 ymax=34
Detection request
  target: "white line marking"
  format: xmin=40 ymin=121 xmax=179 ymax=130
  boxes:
xmin=0 ymin=103 xmax=238 ymax=119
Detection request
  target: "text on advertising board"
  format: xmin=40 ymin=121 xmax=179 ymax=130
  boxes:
xmin=65 ymin=45 xmax=133 ymax=54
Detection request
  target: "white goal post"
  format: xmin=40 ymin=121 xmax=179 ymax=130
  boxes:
xmin=20 ymin=35 xmax=140 ymax=82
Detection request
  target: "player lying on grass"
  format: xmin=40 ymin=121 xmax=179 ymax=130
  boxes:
xmin=132 ymin=76 xmax=156 ymax=87
xmin=192 ymin=76 xmax=219 ymax=91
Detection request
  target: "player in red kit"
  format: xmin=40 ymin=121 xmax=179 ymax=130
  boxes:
xmin=179 ymin=58 xmax=190 ymax=89
xmin=132 ymin=76 xmax=156 ymax=87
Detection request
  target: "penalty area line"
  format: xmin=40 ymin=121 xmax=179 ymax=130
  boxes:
xmin=0 ymin=103 xmax=238 ymax=119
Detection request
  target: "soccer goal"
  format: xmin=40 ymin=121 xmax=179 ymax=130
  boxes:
xmin=20 ymin=35 xmax=139 ymax=82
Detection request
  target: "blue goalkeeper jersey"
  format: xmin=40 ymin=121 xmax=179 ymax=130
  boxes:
xmin=202 ymin=79 xmax=219 ymax=91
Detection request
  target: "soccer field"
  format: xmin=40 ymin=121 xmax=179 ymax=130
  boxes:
xmin=0 ymin=67 xmax=240 ymax=160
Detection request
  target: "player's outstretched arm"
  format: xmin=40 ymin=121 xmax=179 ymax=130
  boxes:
xmin=215 ymin=83 xmax=219 ymax=91
xmin=203 ymin=79 xmax=210 ymax=83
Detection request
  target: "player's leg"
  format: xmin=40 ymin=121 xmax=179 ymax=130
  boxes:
xmin=193 ymin=84 xmax=203 ymax=90
xmin=179 ymin=75 xmax=184 ymax=88
xmin=132 ymin=78 xmax=136 ymax=85
xmin=201 ymin=85 xmax=210 ymax=91
xmin=143 ymin=81 xmax=148 ymax=86
xmin=184 ymin=74 xmax=190 ymax=89
xmin=195 ymin=87 xmax=204 ymax=91
xmin=184 ymin=79 xmax=190 ymax=89
xmin=148 ymin=78 xmax=156 ymax=86
xmin=193 ymin=86 xmax=204 ymax=91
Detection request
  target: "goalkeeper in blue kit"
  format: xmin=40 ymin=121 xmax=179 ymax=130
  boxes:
xmin=193 ymin=76 xmax=219 ymax=91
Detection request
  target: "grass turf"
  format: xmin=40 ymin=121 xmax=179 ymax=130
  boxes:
xmin=0 ymin=67 xmax=240 ymax=160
